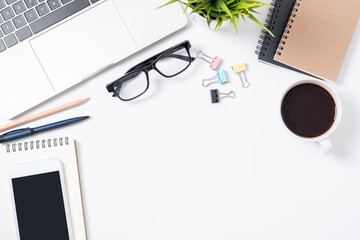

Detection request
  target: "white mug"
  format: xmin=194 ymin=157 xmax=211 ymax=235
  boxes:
xmin=280 ymin=79 xmax=342 ymax=154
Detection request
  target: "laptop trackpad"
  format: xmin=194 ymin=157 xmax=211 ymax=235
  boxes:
xmin=30 ymin=0 xmax=136 ymax=91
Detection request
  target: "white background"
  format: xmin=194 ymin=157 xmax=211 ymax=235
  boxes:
xmin=1 ymin=0 xmax=360 ymax=239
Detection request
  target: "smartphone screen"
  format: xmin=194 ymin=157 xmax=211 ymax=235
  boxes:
xmin=11 ymin=171 xmax=70 ymax=240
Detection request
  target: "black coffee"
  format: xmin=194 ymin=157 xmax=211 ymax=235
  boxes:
xmin=281 ymin=83 xmax=336 ymax=138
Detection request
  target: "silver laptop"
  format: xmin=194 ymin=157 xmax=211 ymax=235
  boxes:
xmin=0 ymin=0 xmax=187 ymax=119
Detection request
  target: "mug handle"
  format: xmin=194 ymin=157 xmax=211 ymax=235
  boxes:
xmin=318 ymin=138 xmax=332 ymax=155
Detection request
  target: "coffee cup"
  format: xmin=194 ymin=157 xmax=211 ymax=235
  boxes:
xmin=280 ymin=79 xmax=342 ymax=154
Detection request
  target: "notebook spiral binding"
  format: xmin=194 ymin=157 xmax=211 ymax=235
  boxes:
xmin=255 ymin=0 xmax=283 ymax=57
xmin=6 ymin=137 xmax=69 ymax=153
xmin=276 ymin=0 xmax=302 ymax=56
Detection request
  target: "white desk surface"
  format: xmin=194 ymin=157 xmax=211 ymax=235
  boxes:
xmin=1 ymin=1 xmax=360 ymax=239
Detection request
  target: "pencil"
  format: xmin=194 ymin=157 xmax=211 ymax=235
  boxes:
xmin=0 ymin=98 xmax=89 ymax=132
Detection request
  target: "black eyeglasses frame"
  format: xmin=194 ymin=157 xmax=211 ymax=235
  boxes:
xmin=106 ymin=40 xmax=195 ymax=101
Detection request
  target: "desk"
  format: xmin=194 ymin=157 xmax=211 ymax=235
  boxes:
xmin=1 ymin=1 xmax=360 ymax=239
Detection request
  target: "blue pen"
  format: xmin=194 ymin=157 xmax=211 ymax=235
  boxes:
xmin=0 ymin=116 xmax=89 ymax=143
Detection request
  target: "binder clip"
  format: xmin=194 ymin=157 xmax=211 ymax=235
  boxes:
xmin=232 ymin=63 xmax=250 ymax=88
xmin=202 ymin=69 xmax=228 ymax=87
xmin=210 ymin=89 xmax=236 ymax=103
xmin=197 ymin=51 xmax=222 ymax=70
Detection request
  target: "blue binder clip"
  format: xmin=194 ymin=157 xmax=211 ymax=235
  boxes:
xmin=210 ymin=89 xmax=236 ymax=103
xmin=202 ymin=69 xmax=229 ymax=87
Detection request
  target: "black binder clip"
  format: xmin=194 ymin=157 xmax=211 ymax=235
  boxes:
xmin=210 ymin=89 xmax=235 ymax=103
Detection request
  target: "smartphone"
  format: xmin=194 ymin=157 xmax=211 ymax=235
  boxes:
xmin=8 ymin=159 xmax=73 ymax=240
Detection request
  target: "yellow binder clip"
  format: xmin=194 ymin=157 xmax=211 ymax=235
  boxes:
xmin=232 ymin=63 xmax=250 ymax=88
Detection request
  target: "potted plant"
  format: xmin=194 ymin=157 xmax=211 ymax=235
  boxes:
xmin=158 ymin=0 xmax=274 ymax=36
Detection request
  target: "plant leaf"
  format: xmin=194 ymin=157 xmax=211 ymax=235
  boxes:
xmin=248 ymin=13 xmax=274 ymax=37
xmin=230 ymin=16 xmax=238 ymax=34
xmin=157 ymin=0 xmax=181 ymax=9
xmin=215 ymin=0 xmax=233 ymax=18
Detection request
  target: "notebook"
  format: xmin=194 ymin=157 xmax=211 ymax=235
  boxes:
xmin=0 ymin=137 xmax=87 ymax=240
xmin=255 ymin=0 xmax=317 ymax=78
xmin=274 ymin=0 xmax=360 ymax=82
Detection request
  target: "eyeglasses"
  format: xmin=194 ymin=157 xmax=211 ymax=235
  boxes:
xmin=106 ymin=40 xmax=195 ymax=101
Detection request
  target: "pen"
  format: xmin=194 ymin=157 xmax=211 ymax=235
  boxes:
xmin=0 ymin=116 xmax=89 ymax=143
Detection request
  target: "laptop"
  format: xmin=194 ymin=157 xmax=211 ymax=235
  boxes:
xmin=0 ymin=0 xmax=187 ymax=119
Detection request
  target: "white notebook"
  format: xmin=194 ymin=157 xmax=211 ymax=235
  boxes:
xmin=0 ymin=137 xmax=87 ymax=240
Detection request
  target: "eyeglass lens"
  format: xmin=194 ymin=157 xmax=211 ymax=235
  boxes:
xmin=115 ymin=71 xmax=148 ymax=100
xmin=155 ymin=46 xmax=191 ymax=77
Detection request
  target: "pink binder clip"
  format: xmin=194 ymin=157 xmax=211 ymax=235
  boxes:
xmin=197 ymin=51 xmax=222 ymax=70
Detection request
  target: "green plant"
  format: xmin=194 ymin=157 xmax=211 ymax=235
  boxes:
xmin=158 ymin=0 xmax=274 ymax=36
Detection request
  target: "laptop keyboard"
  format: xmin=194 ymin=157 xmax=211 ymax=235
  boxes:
xmin=0 ymin=0 xmax=95 ymax=53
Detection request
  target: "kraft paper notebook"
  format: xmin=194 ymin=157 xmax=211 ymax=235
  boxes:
xmin=274 ymin=0 xmax=360 ymax=82
xmin=0 ymin=137 xmax=87 ymax=240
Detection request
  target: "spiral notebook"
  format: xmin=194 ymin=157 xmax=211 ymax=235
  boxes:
xmin=255 ymin=0 xmax=317 ymax=78
xmin=274 ymin=0 xmax=360 ymax=82
xmin=0 ymin=138 xmax=87 ymax=240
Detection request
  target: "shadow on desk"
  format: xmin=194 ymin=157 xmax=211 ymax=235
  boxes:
xmin=331 ymin=94 xmax=359 ymax=160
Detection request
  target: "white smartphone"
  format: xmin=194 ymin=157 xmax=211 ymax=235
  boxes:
xmin=8 ymin=158 xmax=73 ymax=240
